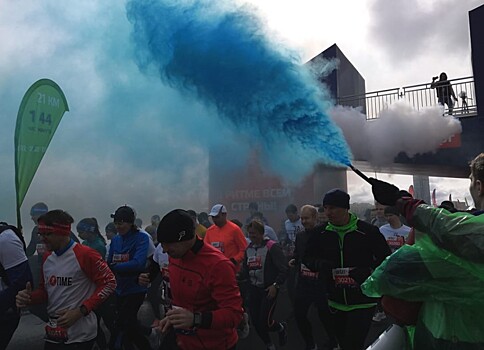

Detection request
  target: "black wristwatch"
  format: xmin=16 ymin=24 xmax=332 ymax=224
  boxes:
xmin=193 ymin=312 xmax=202 ymax=327
xmin=79 ymin=305 xmax=89 ymax=317
xmin=272 ymin=282 xmax=280 ymax=289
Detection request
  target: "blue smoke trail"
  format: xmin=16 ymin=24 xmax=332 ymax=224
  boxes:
xmin=126 ymin=0 xmax=352 ymax=177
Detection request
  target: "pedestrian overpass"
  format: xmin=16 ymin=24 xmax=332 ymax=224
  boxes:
xmin=337 ymin=76 xmax=482 ymax=179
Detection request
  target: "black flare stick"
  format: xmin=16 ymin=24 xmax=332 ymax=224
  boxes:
xmin=349 ymin=164 xmax=372 ymax=185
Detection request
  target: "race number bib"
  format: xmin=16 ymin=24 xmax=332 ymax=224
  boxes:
xmin=247 ymin=256 xmax=262 ymax=270
xmin=300 ymin=264 xmax=319 ymax=280
xmin=386 ymin=236 xmax=405 ymax=251
xmin=45 ymin=317 xmax=68 ymax=343
xmin=211 ymin=241 xmax=225 ymax=253
xmin=112 ymin=253 xmax=130 ymax=263
xmin=332 ymin=267 xmax=358 ymax=288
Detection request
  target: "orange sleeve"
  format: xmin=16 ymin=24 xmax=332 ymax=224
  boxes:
xmin=231 ymin=226 xmax=248 ymax=265
xmin=204 ymin=227 xmax=213 ymax=243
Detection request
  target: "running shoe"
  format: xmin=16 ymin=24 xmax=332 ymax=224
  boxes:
xmin=278 ymin=321 xmax=288 ymax=347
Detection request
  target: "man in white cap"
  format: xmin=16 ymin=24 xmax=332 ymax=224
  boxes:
xmin=205 ymin=204 xmax=248 ymax=271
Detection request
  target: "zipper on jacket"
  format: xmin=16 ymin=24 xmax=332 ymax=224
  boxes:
xmin=337 ymin=233 xmax=348 ymax=305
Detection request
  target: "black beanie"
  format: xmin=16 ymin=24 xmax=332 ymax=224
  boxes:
xmin=111 ymin=206 xmax=135 ymax=223
xmin=157 ymin=209 xmax=195 ymax=244
xmin=323 ymin=189 xmax=350 ymax=209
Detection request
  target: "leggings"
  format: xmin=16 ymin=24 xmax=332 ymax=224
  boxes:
xmin=108 ymin=293 xmax=151 ymax=350
xmin=44 ymin=339 xmax=95 ymax=350
xmin=247 ymin=285 xmax=282 ymax=345
xmin=294 ymin=284 xmax=336 ymax=349
xmin=0 ymin=308 xmax=20 ymax=350
xmin=320 ymin=305 xmax=376 ymax=350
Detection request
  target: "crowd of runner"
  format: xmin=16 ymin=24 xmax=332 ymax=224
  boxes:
xmin=1 ymin=153 xmax=484 ymax=350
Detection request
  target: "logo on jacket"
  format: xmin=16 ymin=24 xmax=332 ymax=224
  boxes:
xmin=48 ymin=275 xmax=73 ymax=287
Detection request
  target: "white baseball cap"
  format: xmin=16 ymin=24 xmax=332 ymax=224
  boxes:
xmin=209 ymin=204 xmax=227 ymax=216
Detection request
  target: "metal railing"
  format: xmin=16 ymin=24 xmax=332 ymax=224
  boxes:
xmin=337 ymin=76 xmax=477 ymax=120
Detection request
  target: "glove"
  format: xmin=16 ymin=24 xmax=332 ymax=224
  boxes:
xmin=349 ymin=267 xmax=372 ymax=285
xmin=369 ymin=178 xmax=401 ymax=206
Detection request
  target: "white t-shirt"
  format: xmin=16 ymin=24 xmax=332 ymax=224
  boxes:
xmin=264 ymin=225 xmax=278 ymax=242
xmin=284 ymin=218 xmax=304 ymax=242
xmin=380 ymin=224 xmax=411 ymax=239
xmin=0 ymin=229 xmax=28 ymax=291
xmin=380 ymin=224 xmax=411 ymax=252
xmin=153 ymin=244 xmax=168 ymax=267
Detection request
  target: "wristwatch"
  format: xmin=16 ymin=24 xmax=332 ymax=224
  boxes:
xmin=272 ymin=282 xmax=280 ymax=289
xmin=193 ymin=312 xmax=202 ymax=327
xmin=79 ymin=305 xmax=89 ymax=317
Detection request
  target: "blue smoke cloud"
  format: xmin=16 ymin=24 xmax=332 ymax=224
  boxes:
xmin=126 ymin=0 xmax=352 ymax=177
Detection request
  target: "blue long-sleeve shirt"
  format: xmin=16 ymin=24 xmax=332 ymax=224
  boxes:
xmin=108 ymin=229 xmax=148 ymax=296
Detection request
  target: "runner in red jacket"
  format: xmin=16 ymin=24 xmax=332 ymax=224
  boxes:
xmin=155 ymin=209 xmax=244 ymax=350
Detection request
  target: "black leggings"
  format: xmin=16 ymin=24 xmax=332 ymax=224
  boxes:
xmin=294 ymin=285 xmax=336 ymax=349
xmin=0 ymin=309 xmax=20 ymax=350
xmin=320 ymin=306 xmax=376 ymax=350
xmin=247 ymin=285 xmax=282 ymax=345
xmin=44 ymin=339 xmax=95 ymax=350
xmin=108 ymin=293 xmax=151 ymax=350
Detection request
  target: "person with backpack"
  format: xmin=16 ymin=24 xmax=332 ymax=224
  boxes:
xmin=239 ymin=219 xmax=288 ymax=350
xmin=0 ymin=222 xmax=33 ymax=350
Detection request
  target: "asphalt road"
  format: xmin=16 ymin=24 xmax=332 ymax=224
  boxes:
xmin=9 ymin=257 xmax=390 ymax=349
xmin=8 ymin=291 xmax=390 ymax=350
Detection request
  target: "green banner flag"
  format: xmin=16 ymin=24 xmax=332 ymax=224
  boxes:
xmin=14 ymin=79 xmax=69 ymax=227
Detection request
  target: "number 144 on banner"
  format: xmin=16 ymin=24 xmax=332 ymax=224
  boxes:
xmin=14 ymin=78 xmax=69 ymax=228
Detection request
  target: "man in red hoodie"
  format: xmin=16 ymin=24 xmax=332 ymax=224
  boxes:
xmin=156 ymin=209 xmax=244 ymax=350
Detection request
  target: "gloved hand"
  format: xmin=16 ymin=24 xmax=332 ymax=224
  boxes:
xmin=369 ymin=178 xmax=401 ymax=206
xmin=349 ymin=267 xmax=373 ymax=285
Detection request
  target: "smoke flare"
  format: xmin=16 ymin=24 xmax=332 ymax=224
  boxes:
xmin=126 ymin=0 xmax=352 ymax=180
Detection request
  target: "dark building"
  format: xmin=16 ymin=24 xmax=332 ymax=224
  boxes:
xmin=470 ymin=4 xmax=484 ymax=114
xmin=307 ymin=43 xmax=366 ymax=111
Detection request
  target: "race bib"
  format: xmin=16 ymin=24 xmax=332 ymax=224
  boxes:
xmin=45 ymin=318 xmax=68 ymax=343
xmin=332 ymin=267 xmax=358 ymax=288
xmin=112 ymin=253 xmax=130 ymax=263
xmin=300 ymin=264 xmax=319 ymax=280
xmin=247 ymin=256 xmax=262 ymax=270
xmin=211 ymin=241 xmax=225 ymax=253
xmin=386 ymin=236 xmax=405 ymax=251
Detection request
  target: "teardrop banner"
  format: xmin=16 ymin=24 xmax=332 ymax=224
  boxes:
xmin=14 ymin=79 xmax=69 ymax=227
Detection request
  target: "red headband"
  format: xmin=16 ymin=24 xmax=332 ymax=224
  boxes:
xmin=38 ymin=221 xmax=71 ymax=236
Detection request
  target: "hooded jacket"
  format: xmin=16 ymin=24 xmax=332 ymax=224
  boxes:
xmin=303 ymin=213 xmax=391 ymax=310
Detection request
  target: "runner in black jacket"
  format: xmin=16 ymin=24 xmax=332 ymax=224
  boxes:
xmin=303 ymin=189 xmax=391 ymax=350
xmin=239 ymin=219 xmax=288 ymax=350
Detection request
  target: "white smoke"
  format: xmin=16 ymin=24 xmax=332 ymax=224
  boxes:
xmin=329 ymin=100 xmax=462 ymax=166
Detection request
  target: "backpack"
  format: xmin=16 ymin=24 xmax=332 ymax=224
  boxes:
xmin=0 ymin=222 xmax=27 ymax=285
